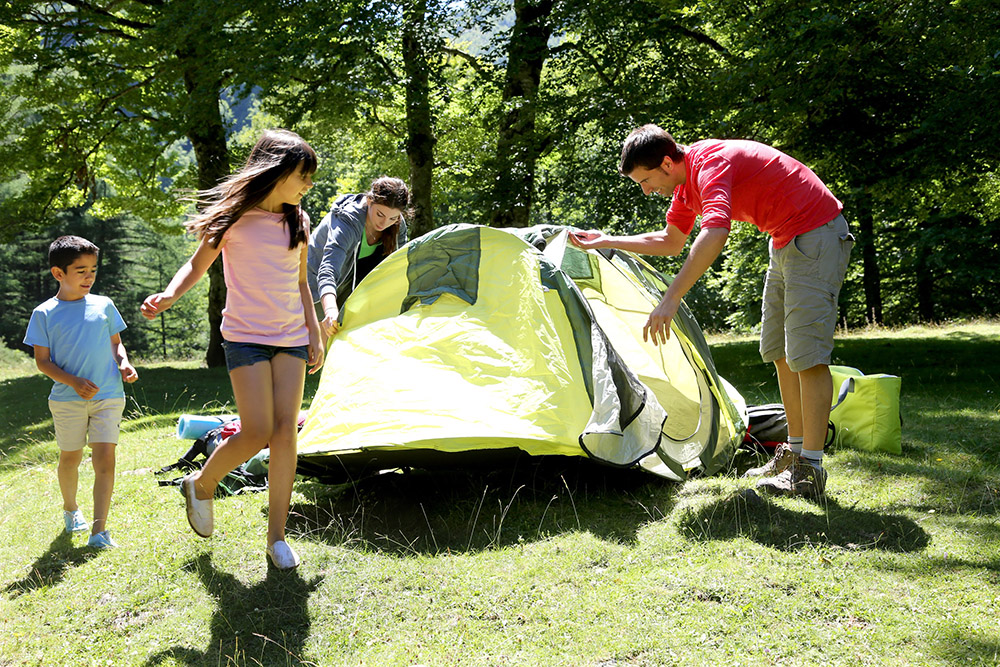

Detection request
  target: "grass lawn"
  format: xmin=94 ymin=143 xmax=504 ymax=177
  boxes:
xmin=1 ymin=321 xmax=998 ymax=666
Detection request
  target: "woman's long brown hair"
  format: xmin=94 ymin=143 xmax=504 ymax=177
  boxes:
xmin=185 ymin=129 xmax=318 ymax=250
xmin=367 ymin=176 xmax=411 ymax=256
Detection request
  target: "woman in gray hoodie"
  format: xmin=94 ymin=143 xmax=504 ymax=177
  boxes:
xmin=307 ymin=176 xmax=410 ymax=341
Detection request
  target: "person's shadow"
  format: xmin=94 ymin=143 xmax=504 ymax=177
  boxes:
xmin=676 ymin=487 xmax=930 ymax=553
xmin=144 ymin=553 xmax=322 ymax=667
xmin=4 ymin=531 xmax=95 ymax=598
xmin=287 ymin=455 xmax=681 ymax=556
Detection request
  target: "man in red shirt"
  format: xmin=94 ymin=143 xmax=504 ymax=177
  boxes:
xmin=572 ymin=124 xmax=853 ymax=497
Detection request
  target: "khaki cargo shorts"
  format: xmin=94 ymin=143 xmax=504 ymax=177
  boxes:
xmin=760 ymin=214 xmax=854 ymax=373
xmin=48 ymin=397 xmax=126 ymax=452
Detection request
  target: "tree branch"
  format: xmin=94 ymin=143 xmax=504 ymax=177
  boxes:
xmin=59 ymin=0 xmax=154 ymax=31
xmin=441 ymin=46 xmax=490 ymax=79
xmin=20 ymin=12 xmax=138 ymax=41
xmin=359 ymin=104 xmax=402 ymax=139
xmin=548 ymin=41 xmax=615 ymax=88
xmin=371 ymin=51 xmax=401 ymax=83
xmin=655 ymin=18 xmax=730 ymax=58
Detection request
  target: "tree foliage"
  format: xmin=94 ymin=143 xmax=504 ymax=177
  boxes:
xmin=2 ymin=0 xmax=998 ymax=359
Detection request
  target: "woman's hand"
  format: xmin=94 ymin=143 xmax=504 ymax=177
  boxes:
xmin=321 ymin=308 xmax=340 ymax=337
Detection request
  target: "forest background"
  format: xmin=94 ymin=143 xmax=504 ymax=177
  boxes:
xmin=1 ymin=0 xmax=998 ymax=366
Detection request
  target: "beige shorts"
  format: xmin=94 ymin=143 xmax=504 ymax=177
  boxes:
xmin=48 ymin=397 xmax=126 ymax=452
xmin=760 ymin=215 xmax=854 ymax=373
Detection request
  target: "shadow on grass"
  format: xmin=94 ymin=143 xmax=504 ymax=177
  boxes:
xmin=0 ymin=362 xmax=322 ymax=469
xmin=712 ymin=330 xmax=1000 ymax=395
xmin=4 ymin=531 xmax=97 ymax=598
xmin=0 ymin=373 xmax=57 ymax=465
xmin=676 ymin=488 xmax=930 ymax=553
xmin=286 ymin=455 xmax=677 ymax=556
xmin=144 ymin=553 xmax=323 ymax=667
xmin=932 ymin=627 xmax=1000 ymax=664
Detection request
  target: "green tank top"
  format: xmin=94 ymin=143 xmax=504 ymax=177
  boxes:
xmin=359 ymin=233 xmax=380 ymax=259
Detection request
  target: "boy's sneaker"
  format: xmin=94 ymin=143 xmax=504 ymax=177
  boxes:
xmin=64 ymin=509 xmax=88 ymax=533
xmin=742 ymin=443 xmax=797 ymax=478
xmin=757 ymin=460 xmax=828 ymax=498
xmin=180 ymin=474 xmax=213 ymax=538
xmin=87 ymin=530 xmax=118 ymax=549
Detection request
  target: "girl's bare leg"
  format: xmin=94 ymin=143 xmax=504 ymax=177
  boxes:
xmin=265 ymin=353 xmax=306 ymax=546
xmin=192 ymin=361 xmax=274 ymax=500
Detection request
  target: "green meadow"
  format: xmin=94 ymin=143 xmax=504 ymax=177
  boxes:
xmin=1 ymin=321 xmax=998 ymax=666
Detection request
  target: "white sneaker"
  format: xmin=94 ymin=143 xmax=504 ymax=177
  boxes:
xmin=266 ymin=540 xmax=300 ymax=570
xmin=180 ymin=475 xmax=213 ymax=538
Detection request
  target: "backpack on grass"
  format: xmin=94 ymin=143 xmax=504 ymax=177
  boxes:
xmin=155 ymin=421 xmax=268 ymax=497
xmin=741 ymin=403 xmax=835 ymax=452
xmin=742 ymin=403 xmax=789 ymax=451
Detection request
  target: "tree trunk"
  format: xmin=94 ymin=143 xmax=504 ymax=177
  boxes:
xmin=915 ymin=219 xmax=936 ymax=322
xmin=402 ymin=0 xmax=436 ymax=240
xmin=854 ymin=191 xmax=883 ymax=325
xmin=488 ymin=0 xmax=554 ymax=229
xmin=182 ymin=58 xmax=230 ymax=367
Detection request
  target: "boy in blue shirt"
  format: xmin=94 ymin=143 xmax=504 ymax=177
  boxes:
xmin=24 ymin=236 xmax=138 ymax=548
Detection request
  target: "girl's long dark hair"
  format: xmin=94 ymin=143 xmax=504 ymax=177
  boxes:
xmin=366 ymin=176 xmax=411 ymax=256
xmin=186 ymin=129 xmax=318 ymax=250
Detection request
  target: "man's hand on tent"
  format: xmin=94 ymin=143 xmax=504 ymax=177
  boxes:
xmin=644 ymin=296 xmax=679 ymax=345
xmin=569 ymin=230 xmax=609 ymax=250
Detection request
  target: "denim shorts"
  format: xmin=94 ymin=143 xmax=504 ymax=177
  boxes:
xmin=222 ymin=340 xmax=309 ymax=372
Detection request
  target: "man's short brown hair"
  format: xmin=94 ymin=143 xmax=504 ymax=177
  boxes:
xmin=619 ymin=124 xmax=685 ymax=176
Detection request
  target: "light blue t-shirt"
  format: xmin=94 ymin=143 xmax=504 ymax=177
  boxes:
xmin=24 ymin=294 xmax=127 ymax=402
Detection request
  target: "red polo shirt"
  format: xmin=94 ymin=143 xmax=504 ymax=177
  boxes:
xmin=665 ymin=140 xmax=842 ymax=249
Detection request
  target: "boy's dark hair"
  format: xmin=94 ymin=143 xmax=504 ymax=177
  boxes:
xmin=619 ymin=124 xmax=686 ymax=176
xmin=49 ymin=235 xmax=100 ymax=271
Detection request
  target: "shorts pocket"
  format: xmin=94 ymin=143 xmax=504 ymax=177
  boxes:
xmin=792 ymin=230 xmax=823 ymax=262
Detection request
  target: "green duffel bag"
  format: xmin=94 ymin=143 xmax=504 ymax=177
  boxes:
xmin=829 ymin=365 xmax=902 ymax=455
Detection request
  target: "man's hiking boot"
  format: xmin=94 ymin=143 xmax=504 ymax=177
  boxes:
xmin=757 ymin=460 xmax=827 ymax=498
xmin=742 ymin=442 xmax=797 ymax=478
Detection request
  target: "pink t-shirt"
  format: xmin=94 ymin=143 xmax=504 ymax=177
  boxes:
xmin=220 ymin=208 xmax=310 ymax=346
xmin=665 ymin=140 xmax=843 ymax=249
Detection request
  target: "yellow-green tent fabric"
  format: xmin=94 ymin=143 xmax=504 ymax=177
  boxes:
xmin=295 ymin=224 xmax=746 ymax=482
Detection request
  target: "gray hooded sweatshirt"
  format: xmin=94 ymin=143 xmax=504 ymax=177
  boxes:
xmin=306 ymin=193 xmax=408 ymax=306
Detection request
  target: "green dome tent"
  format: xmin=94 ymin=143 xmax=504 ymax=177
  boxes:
xmin=295 ymin=224 xmax=746 ymax=482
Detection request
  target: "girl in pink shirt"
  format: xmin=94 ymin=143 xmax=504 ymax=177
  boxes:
xmin=141 ymin=129 xmax=324 ymax=569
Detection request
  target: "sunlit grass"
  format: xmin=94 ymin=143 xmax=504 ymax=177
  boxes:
xmin=1 ymin=322 xmax=998 ymax=665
